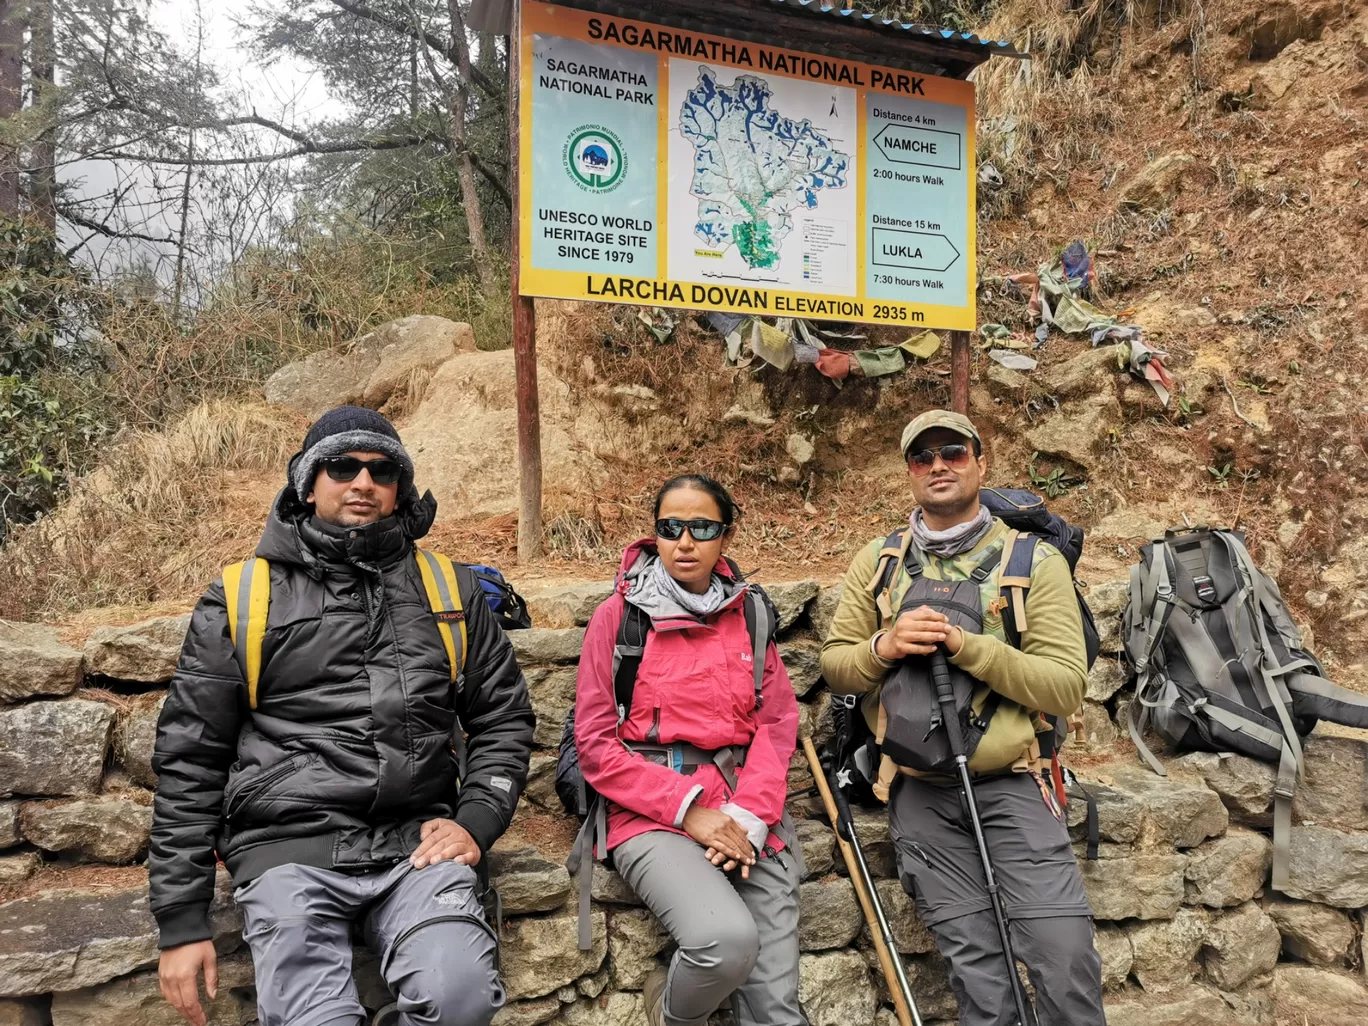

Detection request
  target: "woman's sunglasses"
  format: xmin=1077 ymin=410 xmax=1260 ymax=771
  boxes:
xmin=320 ymin=456 xmax=402 ymax=485
xmin=907 ymin=443 xmax=974 ymax=477
xmin=655 ymin=518 xmax=727 ymax=542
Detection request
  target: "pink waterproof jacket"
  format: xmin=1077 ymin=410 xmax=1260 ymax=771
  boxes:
xmin=573 ymin=540 xmax=799 ymax=855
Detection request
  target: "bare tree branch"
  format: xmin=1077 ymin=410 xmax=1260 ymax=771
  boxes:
xmin=59 ymin=204 xmax=182 ymax=247
xmin=102 ymin=129 xmax=447 ymax=166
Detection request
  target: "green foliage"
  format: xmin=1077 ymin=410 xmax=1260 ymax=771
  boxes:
xmin=1027 ymin=451 xmax=1080 ymax=499
xmin=1207 ymin=462 xmax=1234 ymax=488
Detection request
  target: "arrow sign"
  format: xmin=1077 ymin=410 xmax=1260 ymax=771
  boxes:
xmin=872 ymin=123 xmax=961 ymax=171
xmin=871 ymin=227 xmax=961 ymax=273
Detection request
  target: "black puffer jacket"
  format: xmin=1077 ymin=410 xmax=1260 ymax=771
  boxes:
xmin=149 ymin=486 xmax=534 ymax=948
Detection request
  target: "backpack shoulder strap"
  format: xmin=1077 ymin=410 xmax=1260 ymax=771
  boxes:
xmin=868 ymin=527 xmax=915 ymax=626
xmin=997 ymin=530 xmax=1036 ymax=642
xmin=742 ymin=584 xmax=776 ymax=710
xmin=613 ymin=602 xmax=652 ymax=725
xmin=415 ymin=549 xmax=467 ymax=682
xmin=223 ymin=557 xmax=271 ymax=709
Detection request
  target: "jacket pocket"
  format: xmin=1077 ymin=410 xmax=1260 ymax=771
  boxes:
xmin=224 ymin=755 xmax=303 ymax=822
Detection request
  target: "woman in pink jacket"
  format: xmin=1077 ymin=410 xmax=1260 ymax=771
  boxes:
xmin=574 ymin=474 xmax=805 ymax=1026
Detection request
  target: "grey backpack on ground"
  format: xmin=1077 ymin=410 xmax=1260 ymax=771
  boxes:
xmin=1121 ymin=526 xmax=1368 ymax=890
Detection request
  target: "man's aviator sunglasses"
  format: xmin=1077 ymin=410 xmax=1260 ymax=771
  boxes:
xmin=320 ymin=456 xmax=403 ymax=485
xmin=655 ymin=518 xmax=728 ymax=542
xmin=907 ymin=443 xmax=975 ymax=476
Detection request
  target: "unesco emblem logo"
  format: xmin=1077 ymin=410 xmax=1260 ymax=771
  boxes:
xmin=563 ymin=126 xmax=626 ymax=193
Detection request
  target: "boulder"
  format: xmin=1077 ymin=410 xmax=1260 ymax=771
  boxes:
xmin=0 ymin=853 xmax=40 ymax=888
xmin=1094 ymin=923 xmax=1134 ymax=989
xmin=1086 ymin=655 xmax=1128 ymax=703
xmin=113 ymin=693 xmax=166 ymax=790
xmin=19 ymin=795 xmax=153 ymax=863
xmin=1295 ymin=736 xmax=1368 ymax=831
xmin=263 ymin=338 xmax=385 ymax=420
xmin=487 ymin=846 xmax=572 ymax=914
xmin=49 ymin=952 xmax=257 ymax=1026
xmin=492 ymin=997 xmax=561 ymax=1026
xmin=1081 ymin=855 xmax=1187 ymax=921
xmin=796 ymin=951 xmax=877 ymax=1026
xmin=0 ymin=867 xmax=241 ymax=995
xmin=577 ymin=968 xmax=608 ymax=999
xmin=1128 ymin=908 xmax=1208 ymax=992
xmin=606 ymin=908 xmax=667 ymax=989
xmin=522 ymin=752 xmax=561 ymax=812
xmin=589 ymin=864 xmax=641 ymax=906
xmin=0 ymin=999 xmax=46 ymax=1026
xmin=0 ymin=699 xmax=114 ymax=797
xmin=901 ymin=951 xmax=958 ymax=1022
xmin=809 ymin=585 xmax=844 ymax=641
xmin=985 ymin=362 xmax=1032 ymax=399
xmin=1118 ymin=152 xmax=1196 ymax=210
xmin=1078 ymin=700 xmax=1120 ymax=751
xmin=523 ymin=583 xmax=615 ymax=628
xmin=83 ymin=615 xmax=190 ymax=683
xmin=794 ymin=819 xmax=834 ymax=880
xmin=1272 ymin=965 xmax=1368 ymax=1022
xmin=1172 ymin=751 xmax=1275 ymax=827
xmin=0 ymin=802 xmax=18 ymax=849
xmin=361 ymin=316 xmax=471 ymax=407
xmin=778 ymin=640 xmax=822 ymax=698
xmin=1202 ymin=902 xmax=1279 ymax=991
xmin=797 ymin=877 xmax=862 ymax=951
xmin=872 ymin=879 xmax=935 ymax=954
xmin=1023 ymin=395 xmax=1118 ymax=472
xmin=1067 ymin=780 xmax=1145 ymax=846
xmin=1098 ymin=764 xmax=1228 ymax=849
xmin=500 ymin=912 xmax=606 ymax=1001
xmin=1042 ymin=345 xmax=1126 ymax=400
xmin=557 ymin=991 xmax=645 ymax=1026
xmin=1101 ymin=983 xmax=1235 ymax=1026
xmin=525 ymin=666 xmax=578 ymax=748
xmin=510 ymin=628 xmax=586 ymax=666
xmin=0 ymin=622 xmax=84 ymax=702
xmin=847 ymin=807 xmax=895 ymax=879
xmin=1183 ymin=828 xmax=1271 ymax=907
xmin=764 ymin=581 xmax=819 ymax=630
xmin=1281 ymin=824 xmax=1368 ymax=908
xmin=1265 ymin=898 xmax=1355 ymax=966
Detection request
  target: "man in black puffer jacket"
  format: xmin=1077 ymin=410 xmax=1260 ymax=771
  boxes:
xmin=150 ymin=406 xmax=534 ymax=1026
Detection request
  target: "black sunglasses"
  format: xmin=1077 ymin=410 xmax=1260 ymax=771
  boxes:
xmin=321 ymin=456 xmax=402 ymax=485
xmin=908 ymin=443 xmax=973 ymax=476
xmin=655 ymin=518 xmax=727 ymax=542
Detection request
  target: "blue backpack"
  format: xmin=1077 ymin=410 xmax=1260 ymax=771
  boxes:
xmin=463 ymin=564 xmax=532 ymax=631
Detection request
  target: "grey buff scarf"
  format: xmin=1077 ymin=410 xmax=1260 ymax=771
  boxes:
xmin=632 ymin=555 xmax=734 ymax=620
xmin=911 ymin=503 xmax=993 ymax=558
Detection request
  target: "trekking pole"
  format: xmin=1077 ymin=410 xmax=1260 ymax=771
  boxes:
xmin=929 ymin=648 xmax=1035 ymax=1026
xmin=803 ymin=738 xmax=923 ymax=1026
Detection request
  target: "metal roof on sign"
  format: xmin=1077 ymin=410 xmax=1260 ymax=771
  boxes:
xmin=768 ymin=0 xmax=1023 ymax=61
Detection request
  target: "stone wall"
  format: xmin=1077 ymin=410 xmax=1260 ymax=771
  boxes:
xmin=3 ymin=581 xmax=1368 ymax=1026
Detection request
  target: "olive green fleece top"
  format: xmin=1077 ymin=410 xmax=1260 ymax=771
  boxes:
xmin=819 ymin=518 xmax=1089 ymax=774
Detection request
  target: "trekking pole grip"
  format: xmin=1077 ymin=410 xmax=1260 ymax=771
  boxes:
xmin=929 ymin=646 xmax=967 ymax=760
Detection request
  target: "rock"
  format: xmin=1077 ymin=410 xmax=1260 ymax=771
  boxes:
xmin=0 ymin=622 xmax=84 ymax=702
xmin=1102 ymin=983 xmax=1231 ymax=1026
xmin=1128 ymin=908 xmax=1208 ymax=992
xmin=1202 ymin=902 xmax=1279 ymax=991
xmin=0 ymin=852 xmax=40 ymax=888
xmin=985 ymin=362 xmax=1031 ymax=399
xmin=1282 ymin=824 xmax=1368 ymax=908
xmin=263 ymin=334 xmax=386 ymax=420
xmin=1119 ymin=152 xmax=1196 ymax=210
xmin=809 ymin=585 xmax=844 ymax=640
xmin=797 ymin=951 xmax=877 ymax=1026
xmin=872 ymin=879 xmax=935 ymax=954
xmin=113 ymin=693 xmax=166 ymax=790
xmin=764 ymin=580 xmax=820 ymax=631
xmin=1183 ymin=828 xmax=1271 ymax=907
xmin=1095 ymin=923 xmax=1133 ymax=989
xmin=1042 ymin=345 xmax=1126 ymax=400
xmin=19 ymin=796 xmax=153 ymax=863
xmin=1265 ymin=899 xmax=1355 ymax=966
xmin=795 ymin=819 xmax=834 ymax=880
xmin=1085 ymin=577 xmax=1130 ymax=654
xmin=0 ymin=803 xmax=18 ymax=849
xmin=1172 ymin=752 xmax=1275 ymax=827
xmin=847 ymin=806 xmax=895 ymax=879
xmin=83 ymin=615 xmax=190 ymax=683
xmin=558 ymin=991 xmax=645 ymax=1026
xmin=778 ymin=640 xmax=822 ymax=698
xmin=1098 ymin=764 xmax=1228 ymax=849
xmin=1067 ymin=779 xmax=1145 ymax=846
xmin=900 ymin=950 xmax=957 ymax=1021
xmin=1132 ymin=293 xmax=1218 ymax=333
xmin=0 ymin=699 xmax=114 ymax=797
xmin=1273 ymin=965 xmax=1368 ymax=1022
xmin=1081 ymin=855 xmax=1187 ymax=921
xmin=1023 ymin=395 xmax=1118 ymax=471
xmin=49 ymin=952 xmax=257 ymax=1026
xmin=1295 ymin=736 xmax=1368 ymax=831
xmin=525 ymin=666 xmax=578 ymax=748
xmin=492 ymin=997 xmax=562 ymax=1026
xmin=785 ymin=433 xmax=815 ymax=466
xmin=589 ymin=864 xmax=640 ymax=906
xmin=555 ymin=985 xmax=578 ymax=1003
xmin=501 ymin=911 xmax=606 ymax=1001
xmin=510 ymin=628 xmax=586 ymax=666
xmin=0 ymin=867 xmax=240 ymax=995
xmin=0 ymin=999 xmax=47 ymax=1026
xmin=362 ymin=316 xmax=469 ymax=407
xmin=1078 ymin=700 xmax=1119 ymax=751
xmin=523 ymin=582 xmax=615 ymax=628
xmin=577 ymin=968 xmax=608 ymax=999
xmin=606 ymin=908 xmax=667 ymax=989
xmin=487 ymin=846 xmax=572 ymax=914
xmin=797 ymin=877 xmax=862 ymax=951
xmin=523 ymin=752 xmax=561 ymax=812
xmin=1086 ymin=655 xmax=1128 ymax=703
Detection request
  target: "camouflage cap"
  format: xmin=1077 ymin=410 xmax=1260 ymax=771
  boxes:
xmin=899 ymin=409 xmax=981 ymax=459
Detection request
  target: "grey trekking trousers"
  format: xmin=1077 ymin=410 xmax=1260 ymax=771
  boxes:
xmin=235 ymin=860 xmax=504 ymax=1026
xmin=612 ymin=829 xmax=806 ymax=1026
xmin=889 ymin=773 xmax=1105 ymax=1026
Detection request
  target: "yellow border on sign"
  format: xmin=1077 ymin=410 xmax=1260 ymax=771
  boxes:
xmin=518 ymin=0 xmax=977 ymax=330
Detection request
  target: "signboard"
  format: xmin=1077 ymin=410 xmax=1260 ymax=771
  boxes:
xmin=517 ymin=1 xmax=977 ymax=329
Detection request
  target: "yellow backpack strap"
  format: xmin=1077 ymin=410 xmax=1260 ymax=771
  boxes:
xmin=868 ymin=527 xmax=915 ymax=625
xmin=997 ymin=530 xmax=1032 ymax=635
xmin=415 ymin=549 xmax=466 ymax=682
xmin=222 ymin=557 xmax=271 ymax=709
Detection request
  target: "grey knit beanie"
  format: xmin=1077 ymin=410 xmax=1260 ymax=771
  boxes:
xmin=289 ymin=405 xmax=415 ymax=504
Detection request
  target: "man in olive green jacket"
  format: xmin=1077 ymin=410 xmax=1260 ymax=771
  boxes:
xmin=819 ymin=410 xmax=1104 ymax=1026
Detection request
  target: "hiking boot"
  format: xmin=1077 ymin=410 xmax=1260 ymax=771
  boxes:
xmin=642 ymin=967 xmax=668 ymax=1026
xmin=372 ymin=1004 xmax=400 ymax=1026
